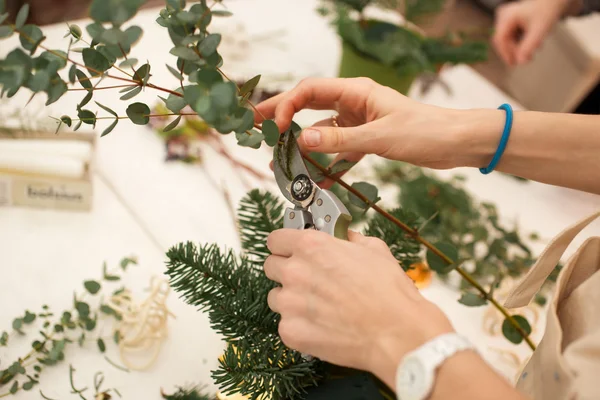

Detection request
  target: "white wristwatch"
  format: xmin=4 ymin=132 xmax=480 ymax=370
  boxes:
xmin=395 ymin=333 xmax=475 ymax=400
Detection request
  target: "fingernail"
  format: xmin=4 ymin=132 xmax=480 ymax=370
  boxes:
xmin=303 ymin=129 xmax=321 ymax=147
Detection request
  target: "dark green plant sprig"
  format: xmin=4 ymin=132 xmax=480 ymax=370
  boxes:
xmin=319 ymin=0 xmax=487 ymax=78
xmin=0 ymin=257 xmax=136 ymax=398
xmin=161 ymin=384 xmax=215 ymax=400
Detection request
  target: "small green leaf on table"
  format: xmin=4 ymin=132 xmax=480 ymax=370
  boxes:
xmin=97 ymin=338 xmax=106 ymax=353
xmin=84 ymin=280 xmax=101 ymax=295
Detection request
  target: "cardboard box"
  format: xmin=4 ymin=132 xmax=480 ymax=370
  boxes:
xmin=0 ymin=130 xmax=95 ymax=212
xmin=504 ymin=13 xmax=600 ymax=113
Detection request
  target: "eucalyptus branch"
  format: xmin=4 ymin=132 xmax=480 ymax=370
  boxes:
xmin=303 ymin=155 xmax=536 ymax=351
xmin=69 ymin=84 xmax=138 ymax=91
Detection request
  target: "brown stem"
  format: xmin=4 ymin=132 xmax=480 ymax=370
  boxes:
xmin=208 ymin=131 xmax=273 ymax=182
xmin=303 ymin=155 xmax=536 ymax=351
xmin=15 ymin=26 xmax=182 ymax=98
xmin=69 ymin=84 xmax=138 ymax=91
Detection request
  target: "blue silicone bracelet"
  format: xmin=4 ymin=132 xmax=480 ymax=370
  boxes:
xmin=479 ymin=103 xmax=513 ymax=175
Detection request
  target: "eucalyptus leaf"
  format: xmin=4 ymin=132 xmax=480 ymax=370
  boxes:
xmin=95 ymin=101 xmax=117 ymax=117
xmin=426 ymin=242 xmax=458 ymax=274
xmin=82 ymin=48 xmax=110 ymax=74
xmin=198 ymin=33 xmax=221 ymax=57
xmin=502 ymin=315 xmax=532 ymax=344
xmin=45 ymin=79 xmax=67 ymax=105
xmin=0 ymin=25 xmax=13 ymax=39
xmin=194 ymin=68 xmax=222 ymax=87
xmin=212 ymin=10 xmax=233 ymax=17
xmin=234 ymin=107 xmax=255 ymax=134
xmin=126 ymin=102 xmax=150 ymax=125
xmin=133 ymin=63 xmax=150 ymax=84
xmin=166 ymin=64 xmax=183 ymax=81
xmin=78 ymin=109 xmax=96 ymax=127
xmin=97 ymin=338 xmax=106 ymax=353
xmin=348 ymin=182 xmax=380 ymax=209
xmin=119 ymin=58 xmax=138 ymax=68
xmin=236 ymin=130 xmax=264 ymax=149
xmin=262 ymin=119 xmax=279 ymax=147
xmin=119 ymin=85 xmax=142 ymax=100
xmin=210 ymin=81 xmax=236 ymax=110
xmin=240 ymin=74 xmax=261 ymax=96
xmin=19 ymin=25 xmax=44 ymax=54
xmin=165 ymin=91 xmax=186 ymax=114
xmin=75 ymin=69 xmax=92 ymax=90
xmin=458 ymin=292 xmax=487 ymax=307
xmin=330 ymin=159 xmax=357 ymax=175
xmin=28 ymin=70 xmax=50 ymax=92
xmin=101 ymin=119 xmax=117 ymax=137
xmin=163 ymin=115 xmax=182 ymax=132
xmin=124 ymin=25 xmax=142 ymax=46
xmin=60 ymin=116 xmax=72 ymax=127
xmin=183 ymin=84 xmax=204 ymax=108
xmin=15 ymin=3 xmax=29 ymax=29
xmin=79 ymin=90 xmax=93 ymax=108
xmin=0 ymin=12 xmax=9 ymax=25
xmin=68 ymin=24 xmax=82 ymax=40
xmin=170 ymin=46 xmax=199 ymax=61
xmin=100 ymin=27 xmax=126 ymax=45
xmin=86 ymin=22 xmax=105 ymax=40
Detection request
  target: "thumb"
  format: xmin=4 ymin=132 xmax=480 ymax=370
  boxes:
xmin=299 ymin=123 xmax=378 ymax=154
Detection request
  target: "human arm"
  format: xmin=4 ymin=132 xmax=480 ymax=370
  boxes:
xmin=256 ymin=77 xmax=600 ymax=195
xmin=264 ymin=229 xmax=528 ymax=399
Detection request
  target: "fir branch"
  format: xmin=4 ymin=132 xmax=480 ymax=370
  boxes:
xmin=364 ymin=208 xmax=422 ymax=270
xmin=213 ymin=341 xmax=322 ymax=400
xmin=238 ymin=190 xmax=284 ymax=267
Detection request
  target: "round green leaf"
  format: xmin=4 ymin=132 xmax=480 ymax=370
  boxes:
xmin=82 ymin=48 xmax=110 ymax=74
xmin=502 ymin=315 xmax=532 ymax=344
xmin=194 ymin=96 xmax=211 ymax=115
xmin=210 ymin=81 xmax=236 ymax=110
xmin=12 ymin=318 xmax=22 ymax=331
xmin=348 ymin=182 xmax=380 ymax=210
xmin=28 ymin=70 xmax=50 ymax=92
xmin=194 ymin=68 xmax=222 ymax=87
xmin=426 ymin=242 xmax=458 ymax=274
xmin=119 ymin=58 xmax=139 ymax=68
xmin=19 ymin=25 xmax=44 ymax=54
xmin=15 ymin=4 xmax=29 ymax=29
xmin=100 ymin=27 xmax=126 ymax=45
xmin=0 ymin=26 xmax=14 ymax=39
xmin=45 ymin=79 xmax=67 ymax=106
xmin=126 ymin=102 xmax=151 ymax=125
xmin=165 ymin=91 xmax=186 ymax=114
xmin=234 ymin=107 xmax=255 ymax=134
xmin=78 ymin=109 xmax=96 ymax=126
xmin=23 ymin=311 xmax=36 ymax=324
xmin=458 ymin=292 xmax=487 ymax=307
xmin=84 ymin=280 xmax=101 ymax=295
xmin=198 ymin=33 xmax=221 ymax=57
xmin=9 ymin=381 xmax=18 ymax=394
xmin=262 ymin=119 xmax=279 ymax=147
xmin=86 ymin=22 xmax=105 ymax=40
xmin=22 ymin=381 xmax=33 ymax=391
xmin=124 ymin=25 xmax=142 ymax=46
xmin=170 ymin=46 xmax=199 ymax=61
xmin=236 ymin=130 xmax=264 ymax=149
xmin=75 ymin=301 xmax=90 ymax=318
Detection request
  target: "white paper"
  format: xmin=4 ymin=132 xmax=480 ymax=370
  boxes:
xmin=0 ymin=139 xmax=93 ymax=162
xmin=0 ymin=176 xmax=12 ymax=206
xmin=0 ymin=152 xmax=86 ymax=179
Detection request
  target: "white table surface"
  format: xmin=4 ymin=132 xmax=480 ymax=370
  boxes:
xmin=1 ymin=0 xmax=599 ymax=398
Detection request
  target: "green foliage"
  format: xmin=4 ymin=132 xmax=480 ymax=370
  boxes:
xmin=0 ymin=258 xmax=133 ymax=396
xmin=321 ymin=1 xmax=488 ymax=81
xmin=162 ymin=385 xmax=215 ymax=400
xmin=502 ymin=315 xmax=532 ymax=344
xmin=348 ymin=181 xmax=380 ymax=209
xmin=329 ymin=159 xmax=356 ymax=175
xmin=458 ymin=292 xmax=487 ymax=307
xmin=364 ymin=208 xmax=421 ymax=270
xmin=261 ymin=119 xmax=279 ymax=147
xmin=426 ymin=242 xmax=458 ymax=273
xmin=166 ymin=240 xmax=321 ymax=400
xmin=238 ymin=190 xmax=284 ymax=267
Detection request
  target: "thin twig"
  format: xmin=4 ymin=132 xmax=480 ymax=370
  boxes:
xmin=303 ymin=155 xmax=536 ymax=351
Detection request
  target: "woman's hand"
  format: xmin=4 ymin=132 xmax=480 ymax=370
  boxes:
xmin=256 ymin=77 xmax=471 ymax=181
xmin=265 ymin=229 xmax=453 ymax=389
xmin=492 ymin=0 xmax=580 ymax=66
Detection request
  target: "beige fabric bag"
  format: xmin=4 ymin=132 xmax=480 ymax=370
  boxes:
xmin=503 ymin=211 xmax=600 ymax=400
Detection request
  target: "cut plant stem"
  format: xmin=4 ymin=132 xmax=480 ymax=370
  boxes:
xmin=303 ymin=155 xmax=536 ymax=351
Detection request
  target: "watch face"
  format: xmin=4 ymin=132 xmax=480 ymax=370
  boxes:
xmin=397 ymin=357 xmax=430 ymax=400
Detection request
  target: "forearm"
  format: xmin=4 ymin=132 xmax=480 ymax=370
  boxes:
xmin=455 ymin=109 xmax=600 ymax=194
xmin=372 ymin=346 xmax=526 ymax=400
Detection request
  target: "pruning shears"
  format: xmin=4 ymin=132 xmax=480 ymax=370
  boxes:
xmin=272 ymin=127 xmax=352 ymax=240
